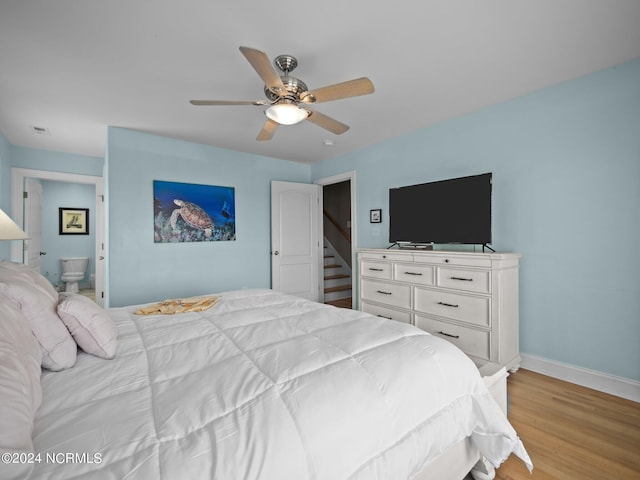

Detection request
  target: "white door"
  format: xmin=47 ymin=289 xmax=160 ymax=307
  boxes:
xmin=24 ymin=178 xmax=43 ymax=272
xmin=271 ymin=181 xmax=321 ymax=301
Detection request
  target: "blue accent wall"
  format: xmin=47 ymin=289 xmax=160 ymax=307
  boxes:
xmin=105 ymin=127 xmax=310 ymax=307
xmin=311 ymin=59 xmax=640 ymax=381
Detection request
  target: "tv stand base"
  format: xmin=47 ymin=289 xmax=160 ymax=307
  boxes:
xmin=388 ymin=243 xmax=434 ymax=250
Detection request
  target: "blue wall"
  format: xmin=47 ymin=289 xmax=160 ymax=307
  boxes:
xmin=10 ymin=146 xmax=103 ymax=177
xmin=105 ymin=127 xmax=310 ymax=307
xmin=311 ymin=59 xmax=640 ymax=381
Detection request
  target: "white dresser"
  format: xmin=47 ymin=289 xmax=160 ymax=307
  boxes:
xmin=357 ymin=248 xmax=521 ymax=372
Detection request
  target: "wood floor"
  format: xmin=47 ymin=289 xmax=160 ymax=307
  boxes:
xmin=495 ymin=369 xmax=640 ymax=480
xmin=325 ymin=297 xmax=352 ymax=309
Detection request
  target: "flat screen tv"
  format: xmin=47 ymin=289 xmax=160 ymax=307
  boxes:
xmin=388 ymin=173 xmax=492 ymax=246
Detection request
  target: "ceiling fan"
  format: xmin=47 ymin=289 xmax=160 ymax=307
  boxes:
xmin=190 ymin=46 xmax=375 ymax=141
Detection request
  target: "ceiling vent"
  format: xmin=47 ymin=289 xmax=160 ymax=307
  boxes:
xmin=31 ymin=125 xmax=50 ymax=135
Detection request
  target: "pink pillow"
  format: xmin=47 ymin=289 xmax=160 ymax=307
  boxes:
xmin=0 ymin=281 xmax=77 ymax=371
xmin=0 ymin=260 xmax=58 ymax=302
xmin=57 ymin=294 xmax=117 ymax=359
xmin=0 ymin=300 xmax=43 ymax=480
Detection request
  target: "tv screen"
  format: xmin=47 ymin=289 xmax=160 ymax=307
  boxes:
xmin=388 ymin=173 xmax=492 ymax=245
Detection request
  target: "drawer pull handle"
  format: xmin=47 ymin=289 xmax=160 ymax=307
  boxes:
xmin=437 ymin=301 xmax=459 ymax=308
xmin=438 ymin=331 xmax=460 ymax=339
xmin=369 ymin=268 xmax=384 ymax=271
xmin=404 ymin=271 xmax=423 ymax=276
xmin=450 ymin=276 xmax=473 ymax=282
xmin=376 ymin=290 xmax=392 ymax=295
xmin=377 ymin=314 xmax=393 ymax=320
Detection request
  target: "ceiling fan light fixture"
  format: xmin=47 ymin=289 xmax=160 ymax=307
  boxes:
xmin=265 ymin=103 xmax=309 ymax=125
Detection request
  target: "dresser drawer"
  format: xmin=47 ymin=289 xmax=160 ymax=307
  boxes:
xmin=358 ymin=251 xmax=408 ymax=262
xmin=414 ymin=287 xmax=490 ymax=327
xmin=361 ymin=302 xmax=411 ymax=324
xmin=361 ymin=279 xmax=411 ymax=309
xmin=415 ymin=315 xmax=490 ymax=361
xmin=415 ymin=254 xmax=491 ymax=268
xmin=437 ymin=267 xmax=490 ymax=294
xmin=360 ymin=260 xmax=392 ymax=280
xmin=393 ymin=262 xmax=435 ymax=286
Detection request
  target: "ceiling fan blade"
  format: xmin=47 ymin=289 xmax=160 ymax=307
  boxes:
xmin=305 ymin=109 xmax=350 ymax=135
xmin=239 ymin=46 xmax=286 ymax=96
xmin=257 ymin=119 xmax=279 ymax=141
xmin=190 ymin=99 xmax=268 ymax=106
xmin=300 ymin=77 xmax=375 ymax=104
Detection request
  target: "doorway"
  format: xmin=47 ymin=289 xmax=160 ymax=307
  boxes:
xmin=11 ymin=168 xmax=106 ymax=306
xmin=316 ymin=172 xmax=355 ymax=309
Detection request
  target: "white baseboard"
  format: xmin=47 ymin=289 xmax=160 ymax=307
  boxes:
xmin=520 ymin=354 xmax=640 ymax=403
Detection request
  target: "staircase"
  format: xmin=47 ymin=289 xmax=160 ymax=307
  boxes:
xmin=323 ymin=239 xmax=352 ymax=307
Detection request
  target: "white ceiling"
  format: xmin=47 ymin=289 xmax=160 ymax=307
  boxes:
xmin=1 ymin=1 xmax=639 ymax=164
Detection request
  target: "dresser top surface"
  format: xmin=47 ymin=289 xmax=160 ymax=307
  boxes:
xmin=357 ymin=248 xmax=521 ymax=260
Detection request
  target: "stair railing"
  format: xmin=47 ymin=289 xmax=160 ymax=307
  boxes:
xmin=323 ymin=209 xmax=351 ymax=243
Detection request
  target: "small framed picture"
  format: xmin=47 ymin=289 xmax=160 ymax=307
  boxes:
xmin=59 ymin=208 xmax=89 ymax=235
xmin=370 ymin=209 xmax=382 ymax=223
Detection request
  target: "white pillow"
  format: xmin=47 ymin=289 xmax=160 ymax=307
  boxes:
xmin=0 ymin=281 xmax=77 ymax=371
xmin=0 ymin=300 xmax=43 ymax=480
xmin=0 ymin=260 xmax=58 ymax=303
xmin=57 ymin=294 xmax=117 ymax=359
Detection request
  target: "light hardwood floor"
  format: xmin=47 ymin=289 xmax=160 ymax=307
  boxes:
xmin=495 ymin=369 xmax=640 ymax=479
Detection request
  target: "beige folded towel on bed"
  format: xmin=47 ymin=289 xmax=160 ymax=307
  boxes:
xmin=134 ymin=296 xmax=219 ymax=315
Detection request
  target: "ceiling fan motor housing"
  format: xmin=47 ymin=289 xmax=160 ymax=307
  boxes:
xmin=264 ymin=75 xmax=308 ymax=102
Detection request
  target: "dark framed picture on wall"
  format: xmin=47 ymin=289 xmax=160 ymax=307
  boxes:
xmin=370 ymin=209 xmax=382 ymax=223
xmin=59 ymin=208 xmax=89 ymax=235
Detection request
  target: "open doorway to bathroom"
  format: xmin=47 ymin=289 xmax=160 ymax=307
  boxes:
xmin=11 ymin=168 xmax=105 ymax=306
xmin=31 ymin=180 xmax=95 ymax=300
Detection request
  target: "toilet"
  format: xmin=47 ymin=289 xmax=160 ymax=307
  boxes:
xmin=60 ymin=257 xmax=89 ymax=293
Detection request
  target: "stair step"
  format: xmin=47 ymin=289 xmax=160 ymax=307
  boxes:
xmin=324 ymin=274 xmax=350 ymax=280
xmin=325 ymin=284 xmax=352 ymax=294
xmin=324 ymin=264 xmax=341 ymax=269
xmin=325 ymin=298 xmax=352 ymax=309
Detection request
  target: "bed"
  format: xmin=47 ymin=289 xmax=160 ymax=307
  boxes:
xmin=0 ymin=261 xmax=531 ymax=480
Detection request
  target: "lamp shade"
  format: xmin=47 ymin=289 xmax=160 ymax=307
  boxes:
xmin=0 ymin=209 xmax=29 ymax=240
xmin=265 ymin=104 xmax=309 ymax=125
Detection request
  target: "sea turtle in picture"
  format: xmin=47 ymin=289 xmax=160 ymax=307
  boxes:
xmin=169 ymin=199 xmax=213 ymax=237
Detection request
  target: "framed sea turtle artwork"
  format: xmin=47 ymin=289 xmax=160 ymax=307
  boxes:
xmin=153 ymin=180 xmax=235 ymax=243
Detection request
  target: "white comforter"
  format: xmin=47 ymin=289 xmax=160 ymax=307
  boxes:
xmin=31 ymin=289 xmax=530 ymax=479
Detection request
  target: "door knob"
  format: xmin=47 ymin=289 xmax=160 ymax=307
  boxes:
xmin=39 ymin=251 xmax=47 ymax=256
xmin=273 ymin=251 xmax=279 ymax=255
xmin=99 ymin=256 xmax=105 ymax=260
